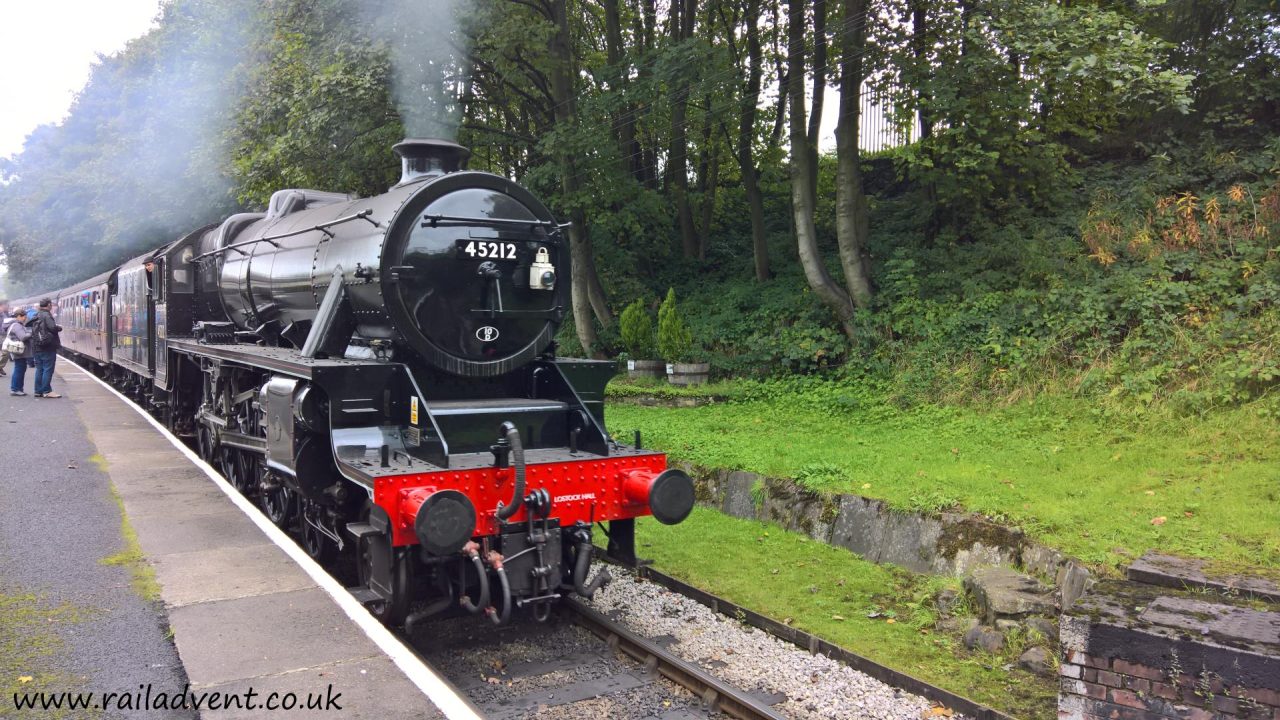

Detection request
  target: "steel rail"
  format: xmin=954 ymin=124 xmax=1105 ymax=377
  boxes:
xmin=563 ymin=597 xmax=789 ymax=720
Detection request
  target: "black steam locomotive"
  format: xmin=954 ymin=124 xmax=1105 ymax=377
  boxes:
xmin=19 ymin=139 xmax=694 ymax=627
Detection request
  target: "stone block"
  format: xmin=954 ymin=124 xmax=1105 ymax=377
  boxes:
xmin=965 ymin=566 xmax=1056 ymax=624
xmin=1058 ymin=560 xmax=1093 ymax=609
xmin=1022 ymin=543 xmax=1064 ymax=578
xmin=963 ymin=624 xmax=1004 ymax=653
xmin=1061 ymin=663 xmax=1083 ymax=679
xmin=876 ymin=508 xmax=944 ymax=574
xmin=1026 ymin=616 xmax=1059 ymax=642
xmin=720 ymin=470 xmax=759 ymax=521
xmin=1128 ymin=551 xmax=1280 ymax=605
xmin=829 ymin=494 xmax=887 ymax=561
xmin=1019 ymin=646 xmax=1055 ymax=676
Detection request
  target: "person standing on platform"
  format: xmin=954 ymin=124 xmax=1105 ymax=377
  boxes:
xmin=5 ymin=309 xmax=33 ymax=396
xmin=0 ymin=299 xmax=12 ymax=377
xmin=30 ymin=298 xmax=63 ymax=399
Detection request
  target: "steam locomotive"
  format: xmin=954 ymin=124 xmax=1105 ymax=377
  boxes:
xmin=15 ymin=138 xmax=694 ymax=627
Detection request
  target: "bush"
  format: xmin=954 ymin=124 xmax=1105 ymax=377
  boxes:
xmin=619 ymin=298 xmax=657 ymax=359
xmin=657 ymin=288 xmax=695 ymax=362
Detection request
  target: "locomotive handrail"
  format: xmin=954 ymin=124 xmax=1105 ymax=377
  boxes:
xmin=190 ymin=236 xmax=280 ymax=262
xmin=189 ymin=209 xmax=381 ymax=262
xmin=266 ymin=208 xmax=380 ymax=242
xmin=420 ymin=214 xmax=566 ymax=232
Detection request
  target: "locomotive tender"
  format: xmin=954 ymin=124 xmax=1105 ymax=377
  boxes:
xmin=20 ymin=139 xmax=694 ymax=626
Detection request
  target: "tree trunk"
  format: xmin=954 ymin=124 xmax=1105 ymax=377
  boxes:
xmin=835 ymin=0 xmax=873 ymax=309
xmin=549 ymin=0 xmax=602 ymax=355
xmin=632 ymin=0 xmax=659 ymax=187
xmin=698 ymin=148 xmax=718 ymax=259
xmin=788 ymin=0 xmax=856 ymax=337
xmin=604 ymin=0 xmax=641 ymax=181
xmin=911 ymin=0 xmax=932 ymax=138
xmin=807 ymin=0 xmax=827 ymax=209
xmin=669 ymin=0 xmax=699 ymax=258
xmin=738 ymin=0 xmax=771 ymax=281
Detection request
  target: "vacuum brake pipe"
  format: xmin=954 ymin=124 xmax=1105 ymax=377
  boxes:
xmin=573 ymin=539 xmax=612 ymax=599
xmin=458 ymin=542 xmax=489 ymax=614
xmin=495 ymin=422 xmax=525 ymax=520
xmin=485 ymin=552 xmax=511 ymax=625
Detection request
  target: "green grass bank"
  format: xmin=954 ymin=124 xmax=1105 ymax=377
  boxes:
xmin=623 ymin=508 xmax=1058 ymax=719
xmin=607 ymin=385 xmax=1280 ymax=573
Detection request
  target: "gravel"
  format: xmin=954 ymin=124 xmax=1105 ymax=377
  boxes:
xmin=591 ymin=569 xmax=950 ymax=720
xmin=412 ymin=612 xmax=711 ymax=719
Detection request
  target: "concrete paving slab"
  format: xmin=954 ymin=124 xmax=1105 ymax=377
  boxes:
xmin=200 ymin=656 xmax=445 ymax=719
xmin=115 ymin=485 xmax=236 ymax=520
xmin=41 ymin=364 xmax=463 ymax=719
xmin=129 ymin=508 xmax=270 ymax=557
xmin=152 ymin=543 xmax=315 ymax=608
xmin=169 ymin=587 xmax=382 ymax=687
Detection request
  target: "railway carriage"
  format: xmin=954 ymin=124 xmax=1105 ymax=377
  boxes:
xmin=56 ymin=270 xmax=114 ymax=364
xmin=40 ymin=138 xmax=695 ymax=628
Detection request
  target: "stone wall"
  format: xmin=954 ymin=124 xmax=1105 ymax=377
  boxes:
xmin=1059 ymin=580 xmax=1280 ymax=720
xmin=684 ymin=463 xmax=1092 ymax=606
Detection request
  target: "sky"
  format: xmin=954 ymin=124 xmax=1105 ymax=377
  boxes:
xmin=0 ymin=0 xmax=163 ymax=161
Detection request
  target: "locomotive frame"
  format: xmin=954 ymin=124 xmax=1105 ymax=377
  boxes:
xmin=15 ymin=138 xmax=694 ymax=628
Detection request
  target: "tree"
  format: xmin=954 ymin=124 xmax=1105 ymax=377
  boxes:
xmin=787 ymin=0 xmax=856 ymax=338
xmin=834 ymin=0 xmax=872 ymax=308
xmin=718 ymin=0 xmax=773 ymax=281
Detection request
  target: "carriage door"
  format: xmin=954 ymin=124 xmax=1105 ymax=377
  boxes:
xmin=148 ymin=259 xmax=165 ymax=385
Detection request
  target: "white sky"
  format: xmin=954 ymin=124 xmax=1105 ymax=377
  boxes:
xmin=0 ymin=0 xmax=162 ymax=160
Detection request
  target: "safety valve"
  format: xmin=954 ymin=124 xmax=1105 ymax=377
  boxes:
xmin=529 ymin=247 xmax=556 ymax=290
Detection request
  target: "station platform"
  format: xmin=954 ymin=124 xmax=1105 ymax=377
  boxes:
xmin=1 ymin=363 xmax=479 ymax=719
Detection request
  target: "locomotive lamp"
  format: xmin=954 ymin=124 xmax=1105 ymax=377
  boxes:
xmin=529 ymin=247 xmax=556 ymax=290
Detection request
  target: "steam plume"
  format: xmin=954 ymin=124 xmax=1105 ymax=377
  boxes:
xmin=366 ymin=0 xmax=472 ymax=140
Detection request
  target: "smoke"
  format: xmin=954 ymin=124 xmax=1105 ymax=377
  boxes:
xmin=0 ymin=0 xmax=256 ymax=293
xmin=365 ymin=0 xmax=472 ymax=140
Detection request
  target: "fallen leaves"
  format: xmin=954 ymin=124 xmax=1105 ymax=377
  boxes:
xmin=18 ymin=676 xmax=33 ymax=684
xmin=1150 ymin=516 xmax=1167 ymax=526
xmin=925 ymin=705 xmax=955 ymax=717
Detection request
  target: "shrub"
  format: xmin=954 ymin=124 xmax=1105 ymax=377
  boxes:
xmin=657 ymin=288 xmax=695 ymax=362
xmin=619 ymin=298 xmax=657 ymax=359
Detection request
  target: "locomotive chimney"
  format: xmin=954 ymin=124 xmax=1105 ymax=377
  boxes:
xmin=393 ymin=138 xmax=471 ymax=186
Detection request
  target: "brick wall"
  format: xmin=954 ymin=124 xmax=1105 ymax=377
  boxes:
xmin=1059 ymin=580 xmax=1280 ymax=720
xmin=1059 ymin=650 xmax=1280 ymax=720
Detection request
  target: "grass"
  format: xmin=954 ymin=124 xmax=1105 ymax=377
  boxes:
xmin=621 ymin=508 xmax=1058 ymax=719
xmin=0 ymin=591 xmax=92 ymax=718
xmin=100 ymin=483 xmax=161 ymax=603
xmin=607 ymin=387 xmax=1280 ymax=572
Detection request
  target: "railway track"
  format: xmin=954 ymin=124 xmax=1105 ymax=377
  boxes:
xmin=404 ymin=600 xmax=788 ymax=720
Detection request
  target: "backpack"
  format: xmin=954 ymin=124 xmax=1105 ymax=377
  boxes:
xmin=31 ymin=318 xmax=52 ymax=349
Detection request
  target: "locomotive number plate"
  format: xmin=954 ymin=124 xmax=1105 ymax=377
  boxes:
xmin=457 ymin=239 xmax=518 ymax=261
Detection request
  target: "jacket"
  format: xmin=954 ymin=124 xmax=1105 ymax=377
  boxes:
xmin=6 ymin=320 xmax=34 ymax=360
xmin=31 ymin=310 xmax=61 ymax=352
